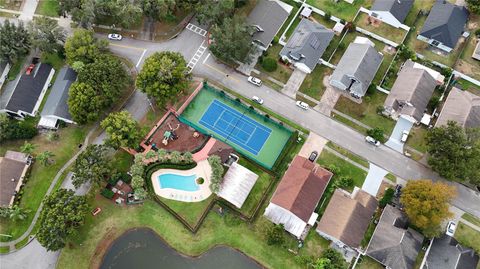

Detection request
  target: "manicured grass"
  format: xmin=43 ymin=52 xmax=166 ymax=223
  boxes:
xmin=334 ymin=90 xmax=396 ymax=136
xmin=299 ymin=65 xmax=332 ymax=100
xmin=355 ymin=12 xmax=408 ymax=44
xmin=6 ymin=57 xmax=25 ymax=81
xmin=111 ymin=151 xmax=134 ymax=173
xmin=404 ymin=0 xmax=436 ymax=26
xmin=0 ymin=246 xmax=10 ymax=253
xmin=317 ymin=150 xmax=367 ymax=192
xmin=405 ymin=125 xmax=428 ymax=153
xmin=0 ymin=10 xmax=17 ymax=17
xmin=413 ymin=249 xmax=426 ymax=269
xmin=158 ymin=196 xmax=214 ymax=227
xmin=14 ymin=236 xmax=29 ymax=249
xmin=455 ymin=78 xmax=480 ymax=95
xmin=256 ymin=44 xmax=294 ymax=84
xmin=385 ymin=173 xmax=396 ymax=182
xmin=454 ymin=222 xmax=480 ymax=253
xmin=356 ymin=255 xmax=384 ymax=269
xmin=35 ymin=0 xmax=59 ymax=17
xmin=237 ymin=158 xmax=274 ymax=217
xmin=277 ymin=0 xmax=300 ymax=39
xmin=331 ymin=112 xmax=369 ymax=135
xmin=57 ymin=194 xmax=330 ymax=269
xmin=360 ymin=219 xmax=376 ymax=247
xmin=40 ymin=52 xmax=65 ymax=70
xmin=306 ymin=0 xmax=373 ymax=21
xmin=462 ymin=213 xmax=480 ymax=228
xmin=0 ymin=125 xmax=88 ymax=241
xmin=326 ymin=142 xmax=369 ymax=168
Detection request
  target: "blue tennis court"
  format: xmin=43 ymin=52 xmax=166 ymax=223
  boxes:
xmin=199 ymin=100 xmax=271 ymax=155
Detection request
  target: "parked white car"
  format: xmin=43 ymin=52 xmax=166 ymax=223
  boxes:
xmin=446 ymin=221 xmax=456 ymax=237
xmin=247 ymin=76 xmax=262 ymax=86
xmin=365 ymin=136 xmax=380 ymax=146
xmin=252 ymin=96 xmax=264 ymax=105
xmin=296 ymin=101 xmax=309 ymax=110
xmin=401 ymin=130 xmax=409 ymax=142
xmin=108 ymin=33 xmax=123 ymax=41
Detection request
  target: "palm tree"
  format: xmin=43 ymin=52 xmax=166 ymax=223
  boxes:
xmin=20 ymin=141 xmax=36 ymax=155
xmin=37 ymin=151 xmax=55 ymax=166
xmin=170 ymin=151 xmax=182 ymax=163
xmin=157 ymin=149 xmax=167 ymax=162
xmin=183 ymin=152 xmax=193 ymax=163
xmin=145 ymin=151 xmax=156 ymax=160
xmin=9 ymin=206 xmax=31 ymax=221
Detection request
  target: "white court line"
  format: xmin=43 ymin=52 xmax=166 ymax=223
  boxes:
xmin=136 ymin=49 xmax=147 ymax=68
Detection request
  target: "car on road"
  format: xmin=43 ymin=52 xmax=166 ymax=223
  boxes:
xmin=308 ymin=151 xmax=318 ymax=162
xmin=252 ymin=96 xmax=264 ymax=105
xmin=401 ymin=130 xmax=409 ymax=142
xmin=296 ymin=101 xmax=309 ymax=110
xmin=108 ymin=33 xmax=123 ymax=41
xmin=446 ymin=221 xmax=456 ymax=237
xmin=247 ymin=76 xmax=262 ymax=86
xmin=365 ymin=136 xmax=380 ymax=146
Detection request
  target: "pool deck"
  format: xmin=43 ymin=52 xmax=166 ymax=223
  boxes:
xmin=151 ymin=160 xmax=212 ymax=202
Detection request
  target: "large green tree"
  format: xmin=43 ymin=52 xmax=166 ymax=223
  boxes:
xmin=140 ymin=0 xmax=176 ymax=20
xmin=0 ymin=20 xmax=31 ymax=63
xmin=37 ymin=189 xmax=89 ymax=251
xmin=28 ymin=16 xmax=66 ymax=53
xmin=0 ymin=114 xmax=37 ymax=142
xmin=72 ymin=145 xmax=110 ymax=188
xmin=64 ymin=29 xmax=107 ymax=65
xmin=94 ymin=0 xmax=142 ymax=28
xmin=68 ymin=82 xmax=103 ymax=123
xmin=316 ymin=248 xmax=348 ymax=269
xmin=401 ymin=180 xmax=456 ymax=237
xmin=78 ymin=54 xmax=130 ymax=107
xmin=209 ymin=16 xmax=253 ymax=63
xmin=101 ymin=111 xmax=142 ymax=149
xmin=466 ymin=0 xmax=480 ymax=14
xmin=426 ymin=121 xmax=480 ymax=185
xmin=195 ymin=0 xmax=234 ymax=26
xmin=136 ymin=51 xmax=189 ymax=106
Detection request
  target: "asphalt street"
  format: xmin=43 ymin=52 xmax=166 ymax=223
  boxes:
xmin=100 ymin=27 xmax=480 ymax=217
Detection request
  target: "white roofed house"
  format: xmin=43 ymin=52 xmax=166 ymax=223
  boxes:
xmin=217 ymin=162 xmax=259 ymax=209
xmin=38 ymin=67 xmax=77 ymax=129
xmin=279 ymin=18 xmax=334 ymax=74
xmin=264 ymin=156 xmax=332 ymax=239
xmin=369 ymin=0 xmax=414 ymax=29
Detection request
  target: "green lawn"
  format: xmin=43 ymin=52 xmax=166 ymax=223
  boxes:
xmin=454 ymin=222 xmax=480 ymax=253
xmin=405 ymin=125 xmax=428 ymax=153
xmin=331 ymin=112 xmax=369 ymax=135
xmin=334 ymin=90 xmax=396 ymax=136
xmin=454 ymin=15 xmax=480 ymax=81
xmin=455 ymin=78 xmax=480 ymax=95
xmin=277 ymin=0 xmax=300 ymax=39
xmin=306 ymin=0 xmax=373 ymax=21
xmin=356 ymin=255 xmax=384 ymax=269
xmin=326 ymin=142 xmax=369 ymax=168
xmin=0 ymin=0 xmax=23 ymax=10
xmin=462 ymin=213 xmax=480 ymax=228
xmin=35 ymin=0 xmax=59 ymax=17
xmin=355 ymin=12 xmax=408 ymax=44
xmin=158 ymin=196 xmax=214 ymax=227
xmin=284 ymin=16 xmax=301 ymax=40
xmin=41 ymin=52 xmax=64 ymax=70
xmin=404 ymin=0 xmax=436 ymax=26
xmin=256 ymin=44 xmax=294 ymax=84
xmin=299 ymin=65 xmax=332 ymax=100
xmin=237 ymin=158 xmax=274 ymax=217
xmin=317 ymin=150 xmax=367 ymax=193
xmin=0 ymin=125 xmax=88 ymax=241
xmin=57 ymin=194 xmax=331 ymax=269
xmin=0 ymin=10 xmax=17 ymax=17
xmin=6 ymin=56 xmax=26 ymax=81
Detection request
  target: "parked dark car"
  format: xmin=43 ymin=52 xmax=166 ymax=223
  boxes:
xmin=308 ymin=151 xmax=318 ymax=162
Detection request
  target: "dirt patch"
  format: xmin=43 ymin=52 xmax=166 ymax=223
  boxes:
xmin=365 ymin=16 xmax=382 ymax=28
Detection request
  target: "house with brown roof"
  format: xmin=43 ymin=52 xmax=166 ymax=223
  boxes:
xmin=384 ymin=64 xmax=438 ymax=123
xmin=435 ymin=87 xmax=480 ymax=128
xmin=366 ymin=205 xmax=424 ymax=269
xmin=316 ymin=188 xmax=377 ymax=251
xmin=0 ymin=151 xmax=31 ymax=207
xmin=264 ymin=155 xmax=333 ymax=238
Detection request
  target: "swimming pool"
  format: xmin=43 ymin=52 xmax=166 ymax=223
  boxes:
xmin=158 ymin=173 xmax=199 ymax=192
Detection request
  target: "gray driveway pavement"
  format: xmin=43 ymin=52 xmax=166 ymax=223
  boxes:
xmin=282 ymin=69 xmax=307 ymax=98
xmin=362 ymin=163 xmax=388 ymax=197
xmin=385 ymin=116 xmax=413 ymax=153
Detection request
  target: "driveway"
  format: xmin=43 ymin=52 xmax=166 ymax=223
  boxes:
xmin=316 ymin=76 xmax=340 ymax=116
xmin=385 ymin=116 xmax=413 ymax=153
xmin=298 ymin=132 xmax=328 ymax=159
xmin=362 ymin=163 xmax=388 ymax=197
xmin=282 ymin=69 xmax=307 ymax=98
xmin=1 ymin=239 xmax=59 ymax=269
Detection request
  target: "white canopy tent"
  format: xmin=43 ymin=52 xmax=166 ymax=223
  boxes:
xmin=217 ymin=162 xmax=259 ymax=208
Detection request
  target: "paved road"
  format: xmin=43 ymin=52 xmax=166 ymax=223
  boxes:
xmin=101 ymin=25 xmax=480 ymax=217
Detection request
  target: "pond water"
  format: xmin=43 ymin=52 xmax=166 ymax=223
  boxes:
xmin=100 ymin=228 xmax=262 ymax=269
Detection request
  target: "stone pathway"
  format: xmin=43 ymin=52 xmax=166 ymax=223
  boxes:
xmin=282 ymin=69 xmax=307 ymax=98
xmin=316 ymin=75 xmax=340 ymax=116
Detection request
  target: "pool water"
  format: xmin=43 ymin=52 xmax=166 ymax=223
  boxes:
xmin=158 ymin=173 xmax=199 ymax=191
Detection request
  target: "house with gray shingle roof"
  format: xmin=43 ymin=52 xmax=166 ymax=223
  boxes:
xmin=370 ymin=0 xmax=414 ymax=28
xmin=329 ymin=40 xmax=383 ymax=99
xmin=279 ymin=18 xmax=334 ymax=73
xmin=0 ymin=63 xmax=54 ymax=119
xmin=247 ymin=0 xmax=293 ymax=51
xmin=383 ymin=64 xmax=437 ymax=123
xmin=366 ymin=205 xmax=424 ymax=269
xmin=417 ymin=1 xmax=469 ymax=53
xmin=38 ymin=67 xmax=77 ymax=129
xmin=435 ymin=87 xmax=480 ymax=128
xmin=423 ymin=234 xmax=479 ymax=269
